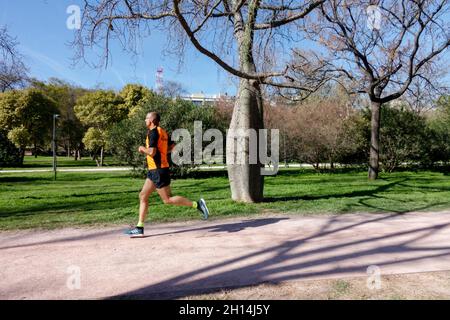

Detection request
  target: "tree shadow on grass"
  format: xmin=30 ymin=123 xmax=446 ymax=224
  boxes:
xmin=14 ymin=190 xmax=139 ymax=201
xmin=263 ymin=178 xmax=408 ymax=203
xmin=264 ymin=176 xmax=450 ymax=214
xmin=0 ymin=195 xmax=137 ymax=217
xmin=0 ymin=176 xmax=49 ymax=183
xmin=0 ymin=174 xmax=131 ymax=184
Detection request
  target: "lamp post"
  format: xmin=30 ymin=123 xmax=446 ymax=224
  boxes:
xmin=52 ymin=114 xmax=60 ymax=180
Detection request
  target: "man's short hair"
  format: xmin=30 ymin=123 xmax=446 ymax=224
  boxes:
xmin=148 ymin=112 xmax=161 ymax=125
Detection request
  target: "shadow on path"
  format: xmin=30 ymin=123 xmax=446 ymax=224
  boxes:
xmin=108 ymin=212 xmax=450 ymax=299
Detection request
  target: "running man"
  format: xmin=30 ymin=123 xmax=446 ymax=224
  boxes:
xmin=125 ymin=112 xmax=209 ymax=237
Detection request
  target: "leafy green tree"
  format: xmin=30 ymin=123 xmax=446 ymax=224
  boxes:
xmin=422 ymin=95 xmax=450 ymax=166
xmin=74 ymin=90 xmax=126 ymax=166
xmin=362 ymin=105 xmax=428 ymax=172
xmin=30 ymin=78 xmax=89 ymax=160
xmin=7 ymin=126 xmax=31 ymax=149
xmin=437 ymin=95 xmax=450 ymax=109
xmin=0 ymin=90 xmax=21 ymax=130
xmin=0 ymin=130 xmax=21 ymax=167
xmin=0 ymin=89 xmax=58 ymax=162
xmin=334 ymin=111 xmax=369 ymax=167
xmin=82 ymin=127 xmax=108 ymax=166
xmin=16 ymin=89 xmax=59 ymax=156
xmin=108 ymin=94 xmax=224 ymax=177
xmin=423 ymin=117 xmax=450 ymax=167
xmin=119 ymin=84 xmax=154 ymax=117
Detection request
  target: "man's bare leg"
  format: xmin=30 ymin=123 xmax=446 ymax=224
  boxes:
xmin=138 ymin=178 xmax=157 ymax=225
xmin=157 ymin=185 xmax=209 ymax=220
xmin=124 ymin=179 xmax=156 ymax=236
xmin=156 ymin=185 xmax=192 ymax=206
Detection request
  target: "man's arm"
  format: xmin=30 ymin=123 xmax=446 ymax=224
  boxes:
xmin=138 ymin=129 xmax=158 ymax=157
xmin=138 ymin=146 xmax=156 ymax=157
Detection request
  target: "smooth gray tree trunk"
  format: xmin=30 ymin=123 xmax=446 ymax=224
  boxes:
xmin=226 ymin=78 xmax=264 ymax=202
xmin=368 ymin=101 xmax=381 ymax=180
xmin=100 ymin=146 xmax=104 ymax=167
xmin=226 ymin=2 xmax=264 ymax=202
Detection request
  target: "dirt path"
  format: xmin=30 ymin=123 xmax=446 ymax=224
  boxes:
xmin=184 ymin=271 xmax=450 ymax=300
xmin=1 ymin=211 xmax=450 ymax=299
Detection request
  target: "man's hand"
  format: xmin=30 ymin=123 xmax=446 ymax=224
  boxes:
xmin=139 ymin=146 xmax=156 ymax=157
xmin=138 ymin=146 xmax=147 ymax=154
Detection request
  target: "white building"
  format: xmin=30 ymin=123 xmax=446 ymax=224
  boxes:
xmin=181 ymin=92 xmax=233 ymax=106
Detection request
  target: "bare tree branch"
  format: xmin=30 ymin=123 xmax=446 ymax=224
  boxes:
xmin=0 ymin=25 xmax=28 ymax=92
xmin=254 ymin=0 xmax=325 ymax=30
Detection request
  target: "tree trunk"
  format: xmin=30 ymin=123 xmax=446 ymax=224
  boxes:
xmin=369 ymin=101 xmax=381 ymax=180
xmin=100 ymin=146 xmax=104 ymax=167
xmin=226 ymin=79 xmax=264 ymax=202
xmin=226 ymin=3 xmax=265 ymax=203
xmin=19 ymin=147 xmax=25 ymax=166
xmin=283 ymin=133 xmax=288 ymax=168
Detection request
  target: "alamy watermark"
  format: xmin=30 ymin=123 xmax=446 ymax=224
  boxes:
xmin=366 ymin=265 xmax=382 ymax=290
xmin=66 ymin=265 xmax=81 ymax=290
xmin=171 ymin=121 xmax=280 ymax=175
xmin=66 ymin=5 xmax=81 ymax=30
xmin=366 ymin=5 xmax=382 ymax=31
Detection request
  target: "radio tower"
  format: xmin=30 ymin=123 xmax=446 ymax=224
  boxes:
xmin=155 ymin=67 xmax=164 ymax=94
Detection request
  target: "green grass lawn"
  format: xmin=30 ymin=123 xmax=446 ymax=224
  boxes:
xmin=1 ymin=155 xmax=125 ymax=169
xmin=1 ymin=169 xmax=450 ymax=230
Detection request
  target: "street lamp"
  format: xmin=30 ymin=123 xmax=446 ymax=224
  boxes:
xmin=53 ymin=114 xmax=60 ymax=180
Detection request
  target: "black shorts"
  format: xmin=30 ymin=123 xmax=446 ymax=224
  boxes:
xmin=147 ymin=168 xmax=171 ymax=189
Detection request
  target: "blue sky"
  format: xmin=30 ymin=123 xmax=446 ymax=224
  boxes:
xmin=1 ymin=1 xmax=449 ymax=96
xmin=0 ymin=0 xmax=234 ymax=95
